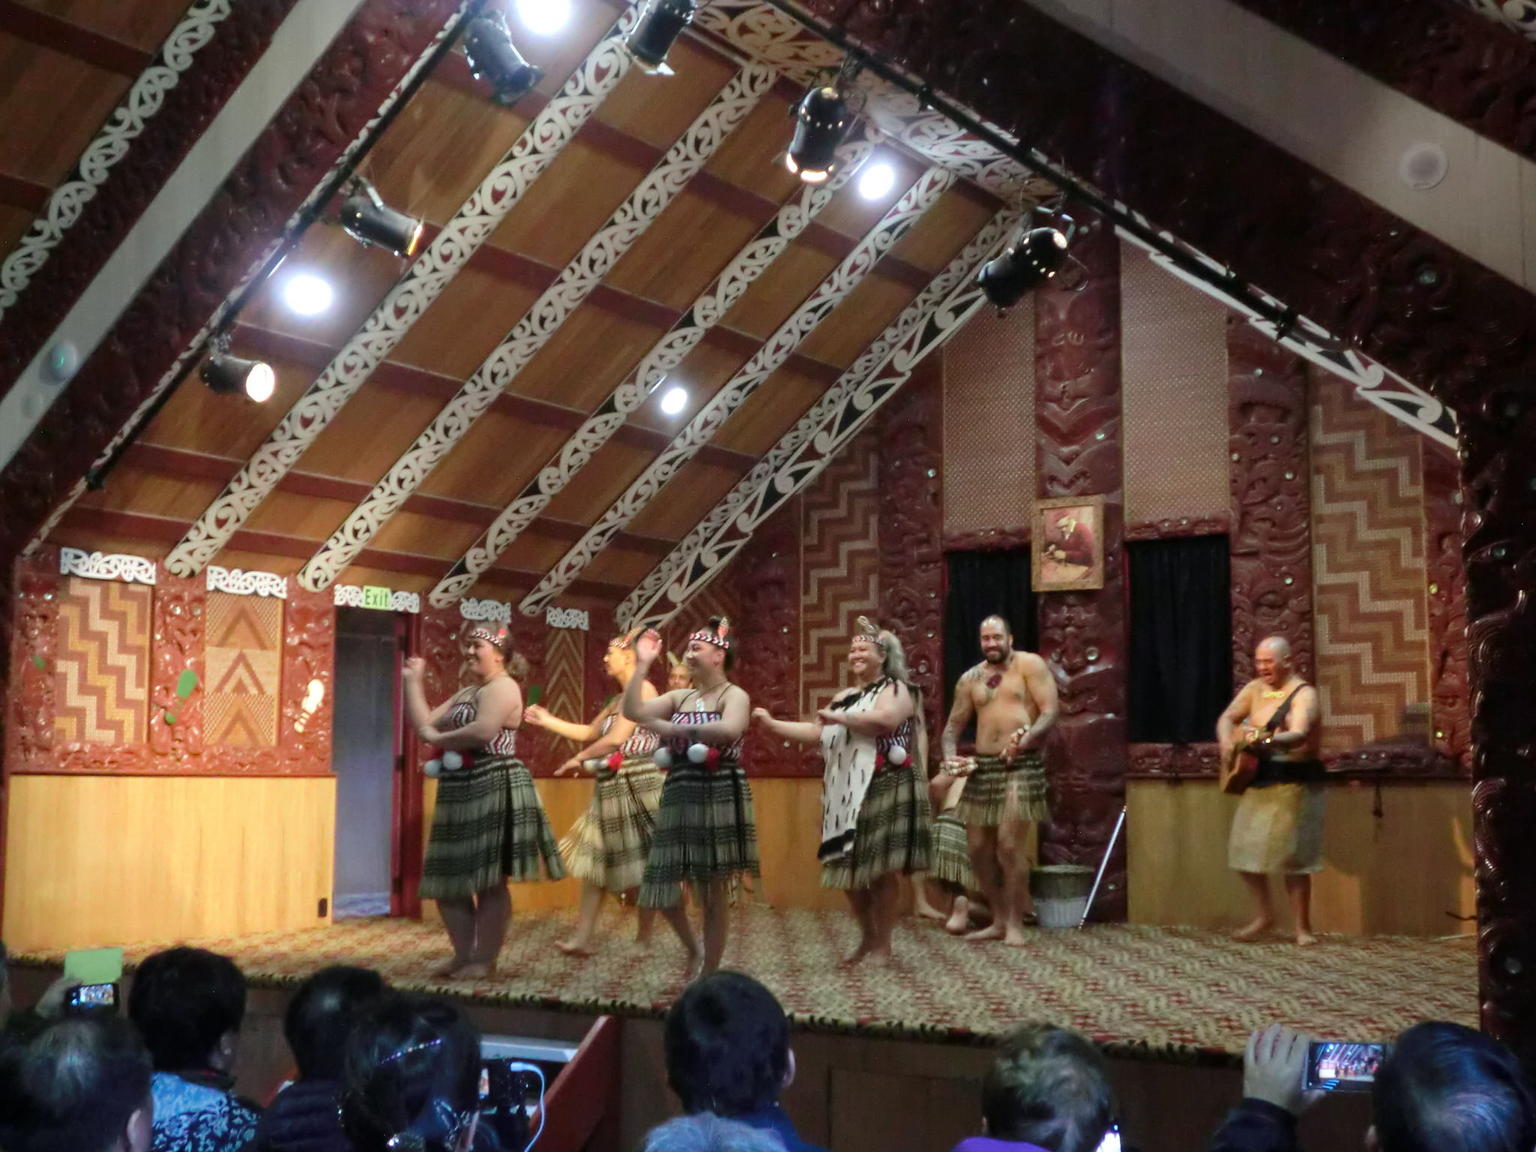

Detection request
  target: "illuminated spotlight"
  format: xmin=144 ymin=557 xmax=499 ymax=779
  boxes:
xmin=976 ymin=226 xmax=1070 ymax=313
xmin=785 ymin=84 xmax=849 ymax=184
xmin=516 ymin=0 xmax=570 ymax=35
xmin=660 ymin=384 xmax=688 ymax=415
xmin=202 ymin=348 xmax=276 ymax=403
xmin=464 ymin=13 xmax=543 ymax=104
xmin=628 ymin=0 xmax=697 ymax=76
xmin=856 ymin=160 xmax=896 ymax=201
xmin=338 ymin=179 xmax=424 ymax=258
xmin=282 ymin=272 xmax=333 ymax=316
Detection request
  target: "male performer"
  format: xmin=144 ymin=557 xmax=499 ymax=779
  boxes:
xmin=940 ymin=615 xmax=1058 ymax=946
xmin=1217 ymin=635 xmax=1326 ymax=946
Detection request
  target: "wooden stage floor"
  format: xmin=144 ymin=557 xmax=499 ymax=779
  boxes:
xmin=17 ymin=905 xmax=1476 ymax=1061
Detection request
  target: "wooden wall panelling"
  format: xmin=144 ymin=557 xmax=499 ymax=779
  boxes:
xmin=940 ymin=306 xmax=1034 ymax=536
xmin=1033 ymin=215 xmax=1128 ymax=920
xmin=1227 ymin=318 xmax=1315 ymax=685
xmin=877 ymin=360 xmax=946 ymax=744
xmin=1423 ymin=444 xmax=1471 ymax=772
xmin=204 ymin=591 xmax=281 ymax=747
xmin=734 ymin=495 xmax=808 ymax=776
xmin=53 ymin=576 xmax=152 ymax=747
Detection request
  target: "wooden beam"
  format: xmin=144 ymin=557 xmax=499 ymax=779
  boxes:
xmin=0 ymin=0 xmax=154 ymax=77
xmin=0 ymin=171 xmax=51 ymax=213
xmin=56 ymin=505 xmax=636 ymax=598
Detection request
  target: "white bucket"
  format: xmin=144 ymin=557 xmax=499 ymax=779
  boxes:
xmin=1030 ymin=864 xmax=1095 ymax=930
xmin=1035 ymin=896 xmax=1089 ymax=930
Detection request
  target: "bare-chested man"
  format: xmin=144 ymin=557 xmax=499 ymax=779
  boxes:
xmin=1217 ymin=635 xmax=1326 ymax=946
xmin=938 ymin=615 xmax=1058 ymax=946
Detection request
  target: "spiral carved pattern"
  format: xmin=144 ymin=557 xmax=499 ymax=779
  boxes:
xmin=1423 ymin=445 xmax=1471 ymax=772
xmin=1033 ymin=215 xmax=1128 ymax=923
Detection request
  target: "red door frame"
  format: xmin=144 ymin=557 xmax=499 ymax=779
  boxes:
xmin=390 ymin=612 xmax=425 ymax=918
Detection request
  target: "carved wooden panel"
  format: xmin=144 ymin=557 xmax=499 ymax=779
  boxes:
xmin=1423 ymin=444 xmax=1472 ymax=773
xmin=941 ymin=527 xmax=1032 ymax=553
xmin=736 ymin=495 xmax=810 ymax=777
xmin=1033 ymin=215 xmax=1128 ymax=922
xmin=878 ymin=361 xmax=946 ymax=749
xmin=1228 ymin=318 xmax=1314 ymax=686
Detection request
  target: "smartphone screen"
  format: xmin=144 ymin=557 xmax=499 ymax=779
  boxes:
xmin=65 ymin=982 xmax=118 ymax=1013
xmin=1306 ymin=1041 xmax=1385 ymax=1092
xmin=1096 ymin=1124 xmax=1122 ymax=1152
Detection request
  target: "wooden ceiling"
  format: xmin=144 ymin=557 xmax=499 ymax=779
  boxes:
xmin=3 ymin=0 xmax=1037 ymax=616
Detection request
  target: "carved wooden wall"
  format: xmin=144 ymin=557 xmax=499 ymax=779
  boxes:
xmin=1033 ymin=215 xmax=1128 ymax=921
xmin=1423 ymin=445 xmax=1471 ymax=771
xmin=735 ymin=494 xmax=809 ymax=777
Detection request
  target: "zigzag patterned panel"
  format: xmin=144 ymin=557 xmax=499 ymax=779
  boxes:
xmin=800 ymin=437 xmax=879 ymax=714
xmin=54 ymin=578 xmax=151 ymax=746
xmin=204 ymin=592 xmax=281 ymax=747
xmin=1309 ymin=379 xmax=1429 ymax=751
xmin=542 ymin=627 xmax=586 ymax=736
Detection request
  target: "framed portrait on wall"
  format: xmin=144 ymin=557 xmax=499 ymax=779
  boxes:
xmin=1032 ymin=495 xmax=1106 ymax=592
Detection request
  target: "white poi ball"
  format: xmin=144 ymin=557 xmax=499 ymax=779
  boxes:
xmin=887 ymin=744 xmax=908 ymax=766
xmin=584 ymin=758 xmax=604 ymax=772
xmin=423 ymin=759 xmax=443 ymax=778
xmin=653 ymin=747 xmax=673 ymax=769
xmin=442 ymin=750 xmax=463 ymax=771
xmin=687 ymin=743 xmax=710 ymax=764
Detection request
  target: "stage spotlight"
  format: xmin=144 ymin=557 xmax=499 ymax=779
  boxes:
xmin=785 ymin=84 xmax=849 ymax=184
xmin=282 ymin=272 xmax=333 ymax=316
xmin=660 ymin=384 xmax=688 ymax=415
xmin=464 ymin=13 xmax=543 ymax=105
xmin=202 ymin=349 xmax=276 ymax=403
xmin=516 ymin=0 xmax=570 ymax=35
xmin=856 ymin=160 xmax=896 ymax=201
xmin=628 ymin=0 xmax=697 ymax=76
xmin=338 ymin=179 xmax=424 ymax=258
xmin=976 ymin=225 xmax=1070 ymax=312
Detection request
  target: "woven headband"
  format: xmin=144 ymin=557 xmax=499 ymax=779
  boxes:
xmin=466 ymin=624 xmax=507 ymax=646
xmin=852 ymin=615 xmax=890 ymax=651
xmin=688 ymin=617 xmax=732 ymax=651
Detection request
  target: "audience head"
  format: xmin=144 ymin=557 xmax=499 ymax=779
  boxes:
xmin=642 ymin=1113 xmax=789 ymax=1152
xmin=341 ymin=993 xmax=481 ymax=1152
xmin=982 ymin=1024 xmax=1115 ymax=1152
xmin=1370 ymin=1022 xmax=1536 ymax=1152
xmin=127 ymin=947 xmax=246 ymax=1074
xmin=664 ymin=971 xmax=791 ymax=1118
xmin=0 ymin=1015 xmax=153 ymax=1152
xmin=285 ymin=965 xmax=388 ymax=1082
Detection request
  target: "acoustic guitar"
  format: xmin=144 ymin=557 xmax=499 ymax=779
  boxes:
xmin=1220 ymin=741 xmax=1260 ymax=795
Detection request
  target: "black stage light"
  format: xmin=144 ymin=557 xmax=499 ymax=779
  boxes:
xmin=202 ymin=349 xmax=276 ymax=403
xmin=976 ymin=225 xmax=1071 ymax=312
xmin=784 ymin=84 xmax=849 ymax=184
xmin=338 ymin=179 xmax=425 ymax=258
xmin=628 ymin=0 xmax=698 ymax=76
xmin=464 ymin=13 xmax=543 ymax=105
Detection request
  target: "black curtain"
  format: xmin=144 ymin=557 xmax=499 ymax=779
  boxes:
xmin=1126 ymin=536 xmax=1232 ymax=743
xmin=943 ymin=548 xmax=1037 ymax=722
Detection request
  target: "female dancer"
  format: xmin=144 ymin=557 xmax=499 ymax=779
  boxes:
xmin=623 ymin=619 xmax=757 ymax=980
xmin=404 ymin=625 xmax=564 ymax=979
xmin=523 ymin=632 xmax=663 ymax=955
xmin=666 ymin=650 xmax=691 ymax=692
xmin=754 ymin=617 xmax=931 ymax=965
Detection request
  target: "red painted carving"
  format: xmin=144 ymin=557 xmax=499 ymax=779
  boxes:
xmin=1228 ymin=318 xmax=1314 ymax=687
xmin=1033 ymin=215 xmax=1127 ymax=922
xmin=1127 ymin=743 xmax=1222 ymax=780
xmin=942 ymin=527 xmax=1031 ymax=553
xmin=0 ymin=1 xmax=301 ymax=396
xmin=1423 ymin=444 xmax=1472 ymax=773
xmin=878 ymin=361 xmax=945 ymax=749
xmin=584 ymin=607 xmax=617 ymax=720
xmin=148 ymin=571 xmax=205 ymax=762
xmin=1128 ymin=742 xmax=1456 ymax=780
xmin=7 ymin=549 xmax=61 ymax=771
xmin=736 ymin=496 xmax=812 ymax=777
xmin=1124 ymin=515 xmax=1230 ymax=541
xmin=1227 ymin=0 xmax=1536 ymax=164
xmin=276 ymin=585 xmax=333 ymax=772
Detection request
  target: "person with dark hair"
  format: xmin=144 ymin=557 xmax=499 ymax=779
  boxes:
xmin=524 ymin=630 xmax=664 ymax=957
xmin=624 ymin=619 xmax=759 ymax=981
xmin=643 ymin=1114 xmax=788 ymax=1152
xmin=404 ymin=623 xmax=564 ymax=980
xmin=0 ymin=1015 xmax=154 ymax=1152
xmin=754 ymin=616 xmax=932 ymax=966
xmin=247 ymin=966 xmax=388 ymax=1152
xmin=663 ymin=971 xmax=824 ymax=1152
xmin=340 ymin=993 xmax=482 ymax=1152
xmin=1209 ymin=1022 xmax=1536 ymax=1152
xmin=953 ymin=1023 xmax=1115 ymax=1152
xmin=940 ymin=615 xmax=1059 ymax=947
xmin=126 ymin=947 xmax=258 ymax=1152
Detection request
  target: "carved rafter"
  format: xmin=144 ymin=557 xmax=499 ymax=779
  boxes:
xmin=621 ymin=211 xmax=1013 ymax=629
xmin=426 ymin=130 xmax=876 ymax=607
xmin=161 ymin=8 xmax=643 ymax=580
xmin=521 ymin=164 xmax=958 ymax=616
xmin=297 ymin=61 xmax=776 ymax=592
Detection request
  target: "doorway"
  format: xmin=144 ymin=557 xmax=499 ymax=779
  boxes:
xmin=332 ymin=607 xmax=406 ymax=918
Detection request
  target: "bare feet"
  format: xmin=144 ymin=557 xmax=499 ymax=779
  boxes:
xmin=862 ymin=948 xmax=893 ymax=968
xmin=452 ymin=961 xmax=494 ymax=980
xmin=1002 ymin=926 xmax=1029 ymax=948
xmin=1295 ymin=930 xmax=1319 ymax=947
xmin=1232 ymin=917 xmax=1273 ymax=943
xmin=841 ymin=943 xmax=870 ymax=967
xmin=556 ymin=938 xmax=596 ymax=957
xmin=916 ymin=902 xmax=947 ymax=922
xmin=431 ymin=957 xmax=467 ymax=978
xmin=944 ymin=896 xmax=971 ymax=935
xmin=965 ymin=923 xmax=1006 ymax=942
xmin=680 ymin=948 xmax=704 ymax=984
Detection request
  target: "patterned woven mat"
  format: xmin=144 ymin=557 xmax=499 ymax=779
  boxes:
xmin=20 ymin=907 xmax=1476 ymax=1061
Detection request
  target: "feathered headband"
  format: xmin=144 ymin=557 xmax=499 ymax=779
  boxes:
xmin=609 ymin=627 xmax=641 ymax=651
xmin=466 ymin=624 xmax=508 ymax=646
xmin=688 ymin=616 xmax=732 ymax=651
xmin=852 ymin=615 xmax=890 ymax=651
